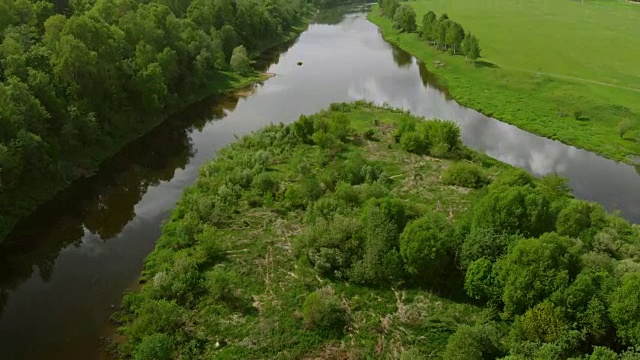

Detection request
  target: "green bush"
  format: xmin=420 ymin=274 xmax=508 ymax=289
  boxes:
xmin=464 ymin=258 xmax=500 ymax=302
xmin=497 ymin=233 xmax=579 ymax=316
xmin=302 ymin=288 xmax=346 ymax=337
xmin=443 ymin=323 xmax=505 ymax=360
xmin=442 ymin=162 xmax=489 ymax=188
xmin=461 ymin=227 xmax=516 ymax=267
xmin=134 ymin=333 xmax=175 ymax=360
xmin=399 ymin=211 xmax=454 ymax=284
xmin=609 ymin=272 xmax=640 ymax=346
xmin=252 ymin=172 xmax=278 ymax=194
xmin=471 ymin=185 xmax=556 ymax=238
xmin=349 ymin=198 xmax=408 ymax=285
xmin=399 ymin=130 xmax=426 ymax=154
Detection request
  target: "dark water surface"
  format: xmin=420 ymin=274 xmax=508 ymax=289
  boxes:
xmin=2 ymin=6 xmax=640 ymax=359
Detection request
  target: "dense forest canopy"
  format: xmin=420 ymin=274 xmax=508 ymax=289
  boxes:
xmin=0 ymin=0 xmax=312 ymax=241
xmin=117 ymin=103 xmax=640 ymax=359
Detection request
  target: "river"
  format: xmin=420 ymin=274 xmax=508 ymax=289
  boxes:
xmin=2 ymin=5 xmax=640 ymax=359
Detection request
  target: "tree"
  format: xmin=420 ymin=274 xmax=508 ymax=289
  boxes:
xmin=230 ymin=45 xmax=251 ymax=73
xmin=392 ymin=5 xmax=416 ymax=33
xmin=462 ymin=32 xmax=481 ymax=63
xmin=609 ymin=272 xmax=640 ymax=346
xmin=421 ymin=11 xmax=436 ymax=42
xmin=445 ymin=22 xmax=465 ymax=54
xmin=471 ymin=185 xmax=556 ymax=238
xmin=616 ymin=118 xmax=633 ymax=139
xmin=382 ymin=0 xmax=400 ymax=18
xmin=399 ymin=211 xmax=455 ymax=284
xmin=436 ymin=19 xmax=450 ymax=50
xmin=134 ymin=333 xmax=174 ymax=360
xmin=497 ymin=233 xmax=579 ymax=315
xmin=443 ymin=323 xmax=505 ymax=360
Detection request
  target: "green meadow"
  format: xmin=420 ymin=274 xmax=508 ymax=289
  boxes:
xmin=369 ymin=0 xmax=640 ymax=163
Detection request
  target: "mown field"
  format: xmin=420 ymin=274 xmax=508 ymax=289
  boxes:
xmin=369 ymin=0 xmax=640 ymax=163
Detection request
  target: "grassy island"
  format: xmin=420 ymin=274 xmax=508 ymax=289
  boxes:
xmin=115 ymin=103 xmax=640 ymax=360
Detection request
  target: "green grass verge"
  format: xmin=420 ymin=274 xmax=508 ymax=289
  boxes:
xmin=368 ymin=2 xmax=640 ymax=164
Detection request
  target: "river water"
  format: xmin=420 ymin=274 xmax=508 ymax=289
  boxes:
xmin=2 ymin=5 xmax=640 ymax=359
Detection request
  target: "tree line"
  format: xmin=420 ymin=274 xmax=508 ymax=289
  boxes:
xmin=379 ymin=0 xmax=481 ymax=62
xmin=0 ymin=0 xmax=312 ymax=242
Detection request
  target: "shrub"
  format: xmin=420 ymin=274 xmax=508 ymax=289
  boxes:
xmin=230 ymin=45 xmax=250 ymax=73
xmin=364 ymin=128 xmax=375 ymax=140
xmin=471 ymin=185 xmax=555 ymax=238
xmin=399 ymin=211 xmax=455 ymax=284
xmin=134 ymin=333 xmax=174 ymax=360
xmin=609 ymin=272 xmax=640 ymax=346
xmin=302 ymin=288 xmax=346 ymax=337
xmin=511 ymin=301 xmax=568 ymax=344
xmin=443 ymin=323 xmax=505 ymax=360
xmin=442 ymin=162 xmax=489 ymax=188
xmin=497 ymin=233 xmax=579 ymax=316
xmin=393 ymin=4 xmax=417 ymax=32
xmin=423 ymin=119 xmax=461 ymax=155
xmin=461 ymin=227 xmax=516 ymax=267
xmin=464 ymin=258 xmax=500 ymax=302
xmin=399 ymin=131 xmax=426 ymax=154
xmin=350 ymin=198 xmax=407 ymax=285
xmin=252 ymin=172 xmax=277 ymax=194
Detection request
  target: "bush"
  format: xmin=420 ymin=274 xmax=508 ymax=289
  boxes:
xmin=609 ymin=272 xmax=640 ymax=346
xmin=399 ymin=131 xmax=426 ymax=154
xmin=471 ymin=185 xmax=555 ymax=238
xmin=442 ymin=162 xmax=489 ymax=188
xmin=443 ymin=323 xmax=505 ymax=360
xmin=511 ymin=301 xmax=568 ymax=344
xmin=134 ymin=333 xmax=174 ymax=360
xmin=230 ymin=45 xmax=250 ymax=73
xmin=393 ymin=4 xmax=417 ymax=32
xmin=350 ymin=199 xmax=406 ymax=285
xmin=252 ymin=172 xmax=277 ymax=194
xmin=302 ymin=288 xmax=346 ymax=337
xmin=497 ymin=233 xmax=579 ymax=316
xmin=465 ymin=258 xmax=500 ymax=302
xmin=400 ymin=211 xmax=454 ymax=284
xmin=461 ymin=227 xmax=516 ymax=267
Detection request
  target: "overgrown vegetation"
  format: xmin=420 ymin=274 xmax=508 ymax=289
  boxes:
xmin=115 ymin=102 xmax=640 ymax=359
xmin=380 ymin=0 xmax=481 ymax=62
xmin=0 ymin=0 xmax=313 ymax=242
xmin=368 ymin=0 xmax=640 ymax=165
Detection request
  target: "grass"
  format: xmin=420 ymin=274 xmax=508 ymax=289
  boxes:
xmin=113 ymin=103 xmax=508 ymax=359
xmin=368 ymin=0 xmax=640 ymax=164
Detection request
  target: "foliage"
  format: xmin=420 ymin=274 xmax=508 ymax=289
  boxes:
xmin=368 ymin=1 xmax=640 ymax=165
xmin=399 ymin=211 xmax=455 ymax=284
xmin=393 ymin=5 xmax=416 ymax=33
xmin=134 ymin=333 xmax=174 ymax=360
xmin=609 ymin=272 xmax=640 ymax=346
xmin=443 ymin=323 xmax=505 ymax=360
xmin=302 ymin=288 xmax=347 ymax=337
xmin=117 ymin=104 xmax=640 ymax=359
xmin=230 ymin=45 xmax=251 ymax=73
xmin=0 ymin=0 xmax=312 ymax=242
xmin=497 ymin=233 xmax=579 ymax=316
xmin=442 ymin=161 xmax=489 ymax=189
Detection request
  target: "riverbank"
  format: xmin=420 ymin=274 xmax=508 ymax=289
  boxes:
xmin=115 ymin=102 xmax=640 ymax=359
xmin=0 ymin=18 xmax=310 ymax=244
xmin=368 ymin=4 xmax=640 ymax=165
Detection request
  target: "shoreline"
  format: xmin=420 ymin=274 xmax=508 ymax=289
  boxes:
xmin=367 ymin=7 xmax=640 ymax=166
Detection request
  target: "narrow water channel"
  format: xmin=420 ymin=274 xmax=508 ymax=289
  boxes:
xmin=2 ymin=5 xmax=640 ymax=359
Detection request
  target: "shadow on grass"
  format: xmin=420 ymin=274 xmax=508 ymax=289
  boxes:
xmin=474 ymin=60 xmax=499 ymax=69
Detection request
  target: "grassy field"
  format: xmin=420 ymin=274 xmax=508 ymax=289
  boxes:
xmin=369 ymin=0 xmax=640 ymax=163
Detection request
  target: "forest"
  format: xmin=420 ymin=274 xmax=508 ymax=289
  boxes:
xmin=115 ymin=102 xmax=640 ymax=359
xmin=0 ymin=0 xmax=312 ymax=241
